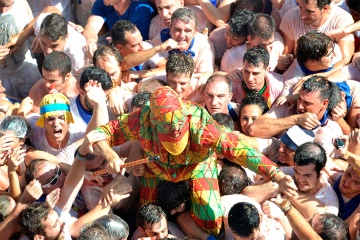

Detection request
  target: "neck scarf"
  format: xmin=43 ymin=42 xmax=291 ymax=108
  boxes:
xmin=336 ymin=81 xmax=353 ymax=110
xmin=299 ymin=63 xmax=334 ymax=76
xmin=333 ymin=177 xmax=360 ymax=220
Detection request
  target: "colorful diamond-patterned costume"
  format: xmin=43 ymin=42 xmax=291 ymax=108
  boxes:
xmin=96 ymin=87 xmax=277 ymax=236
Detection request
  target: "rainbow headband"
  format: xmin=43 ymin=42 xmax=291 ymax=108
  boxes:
xmin=40 ymin=103 xmax=70 ymax=115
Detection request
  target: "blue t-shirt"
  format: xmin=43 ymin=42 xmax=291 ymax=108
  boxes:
xmin=91 ymin=0 xmax=155 ymax=40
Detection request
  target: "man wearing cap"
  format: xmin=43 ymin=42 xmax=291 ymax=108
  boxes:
xmin=90 ymin=86 xmax=297 ymax=238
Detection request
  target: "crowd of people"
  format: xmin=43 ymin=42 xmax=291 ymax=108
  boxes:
xmin=1 ymin=0 xmax=360 ymax=239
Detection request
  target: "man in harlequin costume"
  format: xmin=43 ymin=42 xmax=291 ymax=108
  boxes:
xmin=92 ymin=86 xmax=297 ymax=237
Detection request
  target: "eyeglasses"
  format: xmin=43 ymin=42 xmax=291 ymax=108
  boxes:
xmin=42 ymin=165 xmax=62 ymax=189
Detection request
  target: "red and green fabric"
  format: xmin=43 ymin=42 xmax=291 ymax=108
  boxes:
xmin=96 ymin=86 xmax=277 ymax=236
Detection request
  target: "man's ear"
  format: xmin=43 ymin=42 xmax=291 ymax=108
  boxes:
xmin=322 ymin=98 xmax=329 ymax=110
xmin=323 ymin=4 xmax=331 ymax=11
xmin=34 ymin=234 xmax=45 ymax=240
xmin=139 ymin=226 xmax=146 ymax=234
xmin=79 ymin=89 xmax=86 ymax=97
xmin=64 ymin=72 xmax=71 ymax=82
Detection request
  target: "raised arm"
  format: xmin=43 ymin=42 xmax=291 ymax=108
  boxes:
xmin=83 ymin=15 xmax=105 ymax=58
xmin=194 ymin=0 xmax=234 ymax=27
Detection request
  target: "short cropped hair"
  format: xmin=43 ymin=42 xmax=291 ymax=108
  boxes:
xmin=228 ymin=202 xmax=260 ymax=238
xmin=111 ymin=20 xmax=138 ymax=46
xmin=170 ymin=7 xmax=198 ymax=29
xmin=294 ymin=142 xmax=327 ymax=177
xmin=219 ymin=162 xmax=249 ymax=195
xmin=79 ymin=66 xmax=113 ymax=91
xmin=138 ymin=203 xmax=167 ymax=230
xmin=296 ymin=30 xmax=334 ymax=65
xmin=166 ymin=53 xmax=194 ymax=77
xmin=243 ymin=46 xmax=270 ymax=68
xmin=93 ymin=45 xmax=123 ymax=67
xmin=227 ymin=10 xmax=254 ymax=38
xmin=42 ymin=51 xmax=72 ymax=78
xmin=205 ymin=74 xmax=232 ymax=93
xmin=212 ymin=113 xmax=234 ymax=131
xmin=40 ymin=13 xmax=67 ymax=40
xmin=247 ymin=13 xmax=275 ymax=40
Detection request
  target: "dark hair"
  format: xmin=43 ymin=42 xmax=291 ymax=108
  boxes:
xmin=79 ymin=224 xmax=111 ymax=240
xmin=140 ymin=79 xmax=168 ymax=93
xmin=228 ymin=202 xmax=260 ymax=238
xmin=301 ymin=76 xmax=341 ymax=111
xmin=93 ymin=45 xmax=123 ymax=67
xmin=219 ymin=162 xmax=249 ymax=195
xmin=231 ymin=0 xmax=264 ymax=16
xmin=296 ymin=31 xmax=334 ymax=65
xmin=294 ymin=142 xmax=327 ymax=177
xmin=318 ymin=213 xmax=350 ymax=240
xmin=227 ymin=10 xmax=255 ymax=38
xmin=240 ymin=93 xmax=269 ymax=115
xmin=40 ymin=13 xmax=67 ymax=41
xmin=305 ymin=0 xmax=331 ymax=9
xmin=171 ymin=7 xmax=198 ymax=29
xmin=111 ymin=20 xmax=138 ymax=46
xmin=347 ymin=0 xmax=360 ymax=12
xmin=205 ymin=74 xmax=232 ymax=93
xmin=0 ymin=115 xmax=32 ymax=139
xmin=156 ymin=181 xmax=190 ymax=216
xmin=0 ymin=196 xmax=13 ymax=222
xmin=42 ymin=51 xmax=72 ymax=78
xmin=166 ymin=53 xmax=194 ymax=77
xmin=20 ymin=202 xmax=51 ymax=239
xmin=247 ymin=13 xmax=275 ymax=40
xmin=25 ymin=159 xmax=47 ymax=184
xmin=138 ymin=203 xmax=167 ymax=230
xmin=243 ymin=46 xmax=270 ymax=68
xmin=91 ymin=214 xmax=129 ymax=240
xmin=212 ymin=113 xmax=234 ymax=131
xmin=131 ymin=91 xmax=151 ymax=110
xmin=79 ymin=66 xmax=113 ymax=91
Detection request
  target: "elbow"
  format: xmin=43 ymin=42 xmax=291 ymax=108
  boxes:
xmin=214 ymin=20 xmax=226 ymax=28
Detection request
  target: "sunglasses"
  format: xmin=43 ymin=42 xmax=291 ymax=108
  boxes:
xmin=42 ymin=165 xmax=62 ymax=189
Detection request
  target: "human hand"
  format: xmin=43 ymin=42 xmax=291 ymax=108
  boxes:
xmin=79 ymin=130 xmax=107 ymax=155
xmin=84 ymin=39 xmax=98 ymax=59
xmin=5 ymin=34 xmax=23 ymax=55
xmin=325 ymin=27 xmax=348 ymax=41
xmin=84 ymin=171 xmax=112 ymax=186
xmin=107 ymin=89 xmax=125 ymax=115
xmin=17 ymin=97 xmax=34 ymax=117
xmin=349 ymin=128 xmax=360 ymax=145
xmin=105 ymin=158 xmax=126 ymax=175
xmin=45 ymin=188 xmax=60 ymax=209
xmin=335 ymin=135 xmax=349 ymax=160
xmin=277 ymin=54 xmax=293 ymax=71
xmin=84 ymin=80 xmax=106 ymax=106
xmin=276 ymin=173 xmax=298 ymax=198
xmin=157 ymin=38 xmax=179 ymax=52
xmin=19 ymin=179 xmax=43 ymax=204
xmin=99 ymin=175 xmax=132 ymax=206
xmin=6 ymin=147 xmax=26 ymax=172
xmin=30 ymin=37 xmax=42 ymax=54
xmin=270 ymin=193 xmax=290 ymax=210
xmin=292 ymin=75 xmax=312 ymax=94
xmin=0 ymin=46 xmax=10 ymax=63
xmin=331 ymin=104 xmax=347 ymax=122
xmin=68 ymin=21 xmax=84 ymax=33
xmin=262 ymin=200 xmax=285 ymax=220
xmin=352 ymin=52 xmax=360 ymax=70
xmin=0 ymin=134 xmax=15 ymax=162
xmin=295 ymin=112 xmax=320 ymax=129
xmin=121 ymin=70 xmax=139 ymax=83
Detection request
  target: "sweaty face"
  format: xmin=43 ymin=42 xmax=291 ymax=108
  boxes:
xmin=298 ymin=0 xmax=326 ymax=27
xmin=0 ymin=130 xmax=24 ymax=166
xmin=339 ymin=165 xmax=360 ymax=199
xmin=167 ymin=73 xmax=191 ymax=100
xmin=224 ymin=26 xmax=246 ymax=49
xmin=294 ymin=163 xmax=319 ymax=193
xmin=143 ymin=215 xmax=168 ymax=240
xmin=95 ymin=54 xmax=121 ymax=86
xmin=204 ymin=79 xmax=232 ymax=115
xmin=44 ymin=113 xmax=70 ymax=147
xmin=317 ymin=45 xmax=335 ymax=70
xmin=35 ymin=161 xmax=66 ymax=194
xmin=297 ymin=90 xmax=328 ymax=120
xmin=41 ymin=209 xmax=66 ymax=240
xmin=156 ymin=0 xmax=183 ymax=27
xmin=117 ymin=30 xmax=143 ymax=57
xmin=242 ymin=62 xmax=267 ymax=92
xmin=240 ymin=105 xmax=263 ymax=136
xmin=278 ymin=142 xmax=295 ymax=166
xmin=42 ymin=69 xmax=66 ymax=94
xmin=248 ymin=34 xmax=274 ymax=53
xmin=170 ymin=19 xmax=198 ymax=52
xmin=39 ymin=35 xmax=67 ymax=56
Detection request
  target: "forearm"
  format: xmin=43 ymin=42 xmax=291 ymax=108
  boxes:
xmin=135 ymin=66 xmax=166 ymax=79
xmin=8 ymin=170 xmax=21 ymax=201
xmin=94 ymin=140 xmax=121 ymax=162
xmin=242 ymin=181 xmax=277 ymax=202
xmin=176 ymin=211 xmax=210 ymax=240
xmin=288 ymin=191 xmax=326 ymax=219
xmin=197 ymin=0 xmax=229 ymax=27
xmin=248 ymin=115 xmax=297 ymax=138
xmin=86 ymin=101 xmax=109 ymax=134
xmin=0 ymin=201 xmax=27 ymax=239
xmin=83 ymin=26 xmax=99 ymax=42
xmin=121 ymin=47 xmax=162 ymax=70
xmin=336 ymin=118 xmax=351 ymax=135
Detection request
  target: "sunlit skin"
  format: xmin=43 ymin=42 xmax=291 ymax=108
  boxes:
xmin=224 ymin=25 xmax=247 ymax=49
xmin=42 ymin=69 xmax=67 ymax=94
xmin=34 ymin=161 xmax=66 ymax=194
xmin=0 ymin=130 xmax=24 ymax=165
xmin=294 ymin=163 xmax=320 ymax=193
xmin=0 ymin=0 xmax=14 ymax=10
xmin=39 ymin=35 xmax=67 ymax=56
xmin=297 ymin=0 xmax=329 ymax=27
xmin=167 ymin=73 xmax=191 ymax=100
xmin=40 ymin=209 xmax=66 ymax=240
xmin=170 ymin=202 xmax=186 ymax=215
xmin=278 ymin=142 xmax=295 ymax=166
xmin=242 ymin=61 xmax=268 ymax=92
xmin=170 ymin=19 xmax=198 ymax=52
xmin=95 ymin=54 xmax=121 ymax=86
xmin=156 ymin=0 xmax=183 ymax=27
xmin=141 ymin=215 xmax=169 ymax=240
xmin=232 ymin=228 xmax=260 ymax=240
xmin=305 ymin=45 xmax=335 ymax=71
xmin=44 ymin=113 xmax=70 ymax=149
xmin=339 ymin=165 xmax=360 ymax=199
xmin=204 ymin=79 xmax=233 ymax=115
xmin=115 ymin=30 xmax=143 ymax=57
xmin=297 ymin=90 xmax=328 ymax=121
xmin=248 ymin=33 xmax=275 ymax=53
xmin=240 ymin=105 xmax=263 ymax=136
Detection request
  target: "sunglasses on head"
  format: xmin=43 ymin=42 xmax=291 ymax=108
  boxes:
xmin=42 ymin=165 xmax=62 ymax=189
